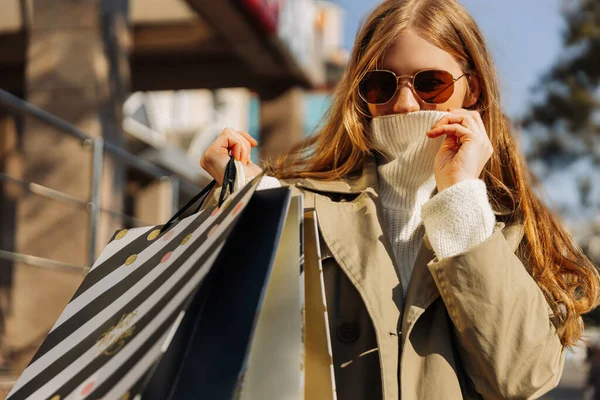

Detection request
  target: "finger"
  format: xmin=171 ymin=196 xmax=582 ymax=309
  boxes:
xmin=232 ymin=132 xmax=251 ymax=164
xmin=218 ymin=128 xmax=239 ymax=153
xmin=431 ymin=113 xmax=459 ymax=130
xmin=234 ymin=136 xmax=249 ymax=164
xmin=236 ymin=130 xmax=258 ymax=147
xmin=432 ymin=114 xmax=469 ymax=129
xmin=448 ymin=108 xmax=484 ymax=126
xmin=235 ymin=131 xmax=256 ymax=164
xmin=242 ymin=135 xmax=252 ymax=164
xmin=231 ymin=142 xmax=242 ymax=161
xmin=224 ymin=131 xmax=245 ymax=153
xmin=219 ymin=127 xmax=238 ymax=142
xmin=442 ymin=135 xmax=463 ymax=149
xmin=221 ymin=128 xmax=253 ymax=164
xmin=240 ymin=139 xmax=251 ymax=165
xmin=427 ymin=124 xmax=472 ymax=139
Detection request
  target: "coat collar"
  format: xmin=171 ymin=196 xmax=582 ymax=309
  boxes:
xmin=294 ymin=156 xmax=383 ymax=195
xmin=295 ymin=155 xmax=444 ymax=205
xmin=295 ymin=155 xmax=522 ymax=248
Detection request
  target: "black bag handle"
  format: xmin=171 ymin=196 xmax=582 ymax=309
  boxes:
xmin=160 ymin=157 xmax=237 ymax=234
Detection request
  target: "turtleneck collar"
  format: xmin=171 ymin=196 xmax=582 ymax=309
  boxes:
xmin=370 ymin=110 xmax=449 ymax=211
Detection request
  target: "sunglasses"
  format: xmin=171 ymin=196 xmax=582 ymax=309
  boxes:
xmin=358 ymin=69 xmax=467 ymax=105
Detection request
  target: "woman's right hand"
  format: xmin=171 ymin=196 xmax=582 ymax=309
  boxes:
xmin=200 ymin=128 xmax=262 ymax=185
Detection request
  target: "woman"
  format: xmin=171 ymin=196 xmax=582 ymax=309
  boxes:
xmin=200 ymin=0 xmax=600 ymax=398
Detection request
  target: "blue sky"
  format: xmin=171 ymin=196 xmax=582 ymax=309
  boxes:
xmin=331 ymin=0 xmax=565 ymax=119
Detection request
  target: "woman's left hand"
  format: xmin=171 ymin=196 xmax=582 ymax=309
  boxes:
xmin=426 ymin=108 xmax=494 ymax=192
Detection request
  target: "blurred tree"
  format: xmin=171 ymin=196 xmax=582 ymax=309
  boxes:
xmin=523 ymin=0 xmax=600 ymax=325
xmin=578 ymin=175 xmax=592 ymax=207
xmin=524 ymin=0 xmax=600 ymax=165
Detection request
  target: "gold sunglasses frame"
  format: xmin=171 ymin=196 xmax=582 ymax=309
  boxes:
xmin=358 ymin=69 xmax=468 ymax=105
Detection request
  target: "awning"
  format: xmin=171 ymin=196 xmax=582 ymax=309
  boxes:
xmin=130 ymin=0 xmax=322 ymax=98
xmin=0 ymin=0 xmax=323 ymax=98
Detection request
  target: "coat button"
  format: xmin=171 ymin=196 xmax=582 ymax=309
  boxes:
xmin=337 ymin=322 xmax=360 ymax=343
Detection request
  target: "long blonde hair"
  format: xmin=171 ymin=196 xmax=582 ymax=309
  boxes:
xmin=265 ymin=0 xmax=600 ymax=347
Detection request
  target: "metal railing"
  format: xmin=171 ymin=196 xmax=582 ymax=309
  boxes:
xmin=0 ymin=89 xmax=201 ymax=272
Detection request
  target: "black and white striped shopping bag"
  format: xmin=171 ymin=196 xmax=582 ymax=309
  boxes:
xmin=7 ymin=173 xmax=261 ymax=400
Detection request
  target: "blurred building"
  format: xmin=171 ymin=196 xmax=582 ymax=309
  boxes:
xmin=0 ymin=0 xmax=346 ymax=390
xmin=124 ymin=0 xmax=347 ymax=173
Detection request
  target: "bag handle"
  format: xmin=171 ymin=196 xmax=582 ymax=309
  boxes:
xmin=160 ymin=156 xmax=237 ymax=234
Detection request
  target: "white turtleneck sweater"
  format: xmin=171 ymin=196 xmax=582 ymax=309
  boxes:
xmin=226 ymin=111 xmax=496 ymax=298
xmin=370 ymin=111 xmax=496 ymax=297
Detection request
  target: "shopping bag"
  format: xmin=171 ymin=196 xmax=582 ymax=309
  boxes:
xmin=159 ymin=189 xmax=304 ymax=400
xmin=186 ymin=194 xmax=336 ymax=400
xmin=7 ymin=156 xmax=336 ymax=400
xmin=237 ymin=194 xmax=305 ymax=400
xmin=5 ymin=158 xmax=286 ymax=400
xmin=304 ymin=211 xmax=337 ymax=400
xmin=199 ymin=196 xmax=336 ymax=400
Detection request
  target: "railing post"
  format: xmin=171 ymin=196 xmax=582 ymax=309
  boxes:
xmin=89 ymin=137 xmax=104 ymax=268
xmin=170 ymin=176 xmax=181 ymax=215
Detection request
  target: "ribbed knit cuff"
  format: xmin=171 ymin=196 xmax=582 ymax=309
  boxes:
xmin=421 ymin=179 xmax=496 ymax=260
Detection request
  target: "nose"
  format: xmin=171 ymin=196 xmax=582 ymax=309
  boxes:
xmin=392 ymin=84 xmax=420 ymax=114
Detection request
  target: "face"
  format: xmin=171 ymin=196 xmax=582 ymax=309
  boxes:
xmin=366 ymin=28 xmax=477 ymax=117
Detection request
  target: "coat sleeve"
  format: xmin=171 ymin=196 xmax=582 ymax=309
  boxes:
xmin=426 ymin=223 xmax=566 ymax=399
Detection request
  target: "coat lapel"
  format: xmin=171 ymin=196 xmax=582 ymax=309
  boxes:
xmin=400 ymin=236 xmax=438 ymax=345
xmin=296 ymin=158 xmax=404 ymax=329
xmin=313 ymin=189 xmax=403 ymax=330
xmin=313 ymin=188 xmax=404 ymax=400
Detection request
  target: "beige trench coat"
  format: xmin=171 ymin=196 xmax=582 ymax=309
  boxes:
xmin=208 ymin=156 xmax=566 ymax=399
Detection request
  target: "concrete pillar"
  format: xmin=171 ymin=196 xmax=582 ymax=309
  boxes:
xmin=134 ymin=179 xmax=174 ymax=226
xmin=259 ymin=87 xmax=305 ymax=163
xmin=2 ymin=0 xmax=131 ymax=378
xmin=0 ymin=112 xmax=21 ymax=373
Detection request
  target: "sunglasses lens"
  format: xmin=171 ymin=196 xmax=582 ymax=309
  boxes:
xmin=359 ymin=71 xmax=398 ymax=104
xmin=414 ymin=70 xmax=456 ymax=103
